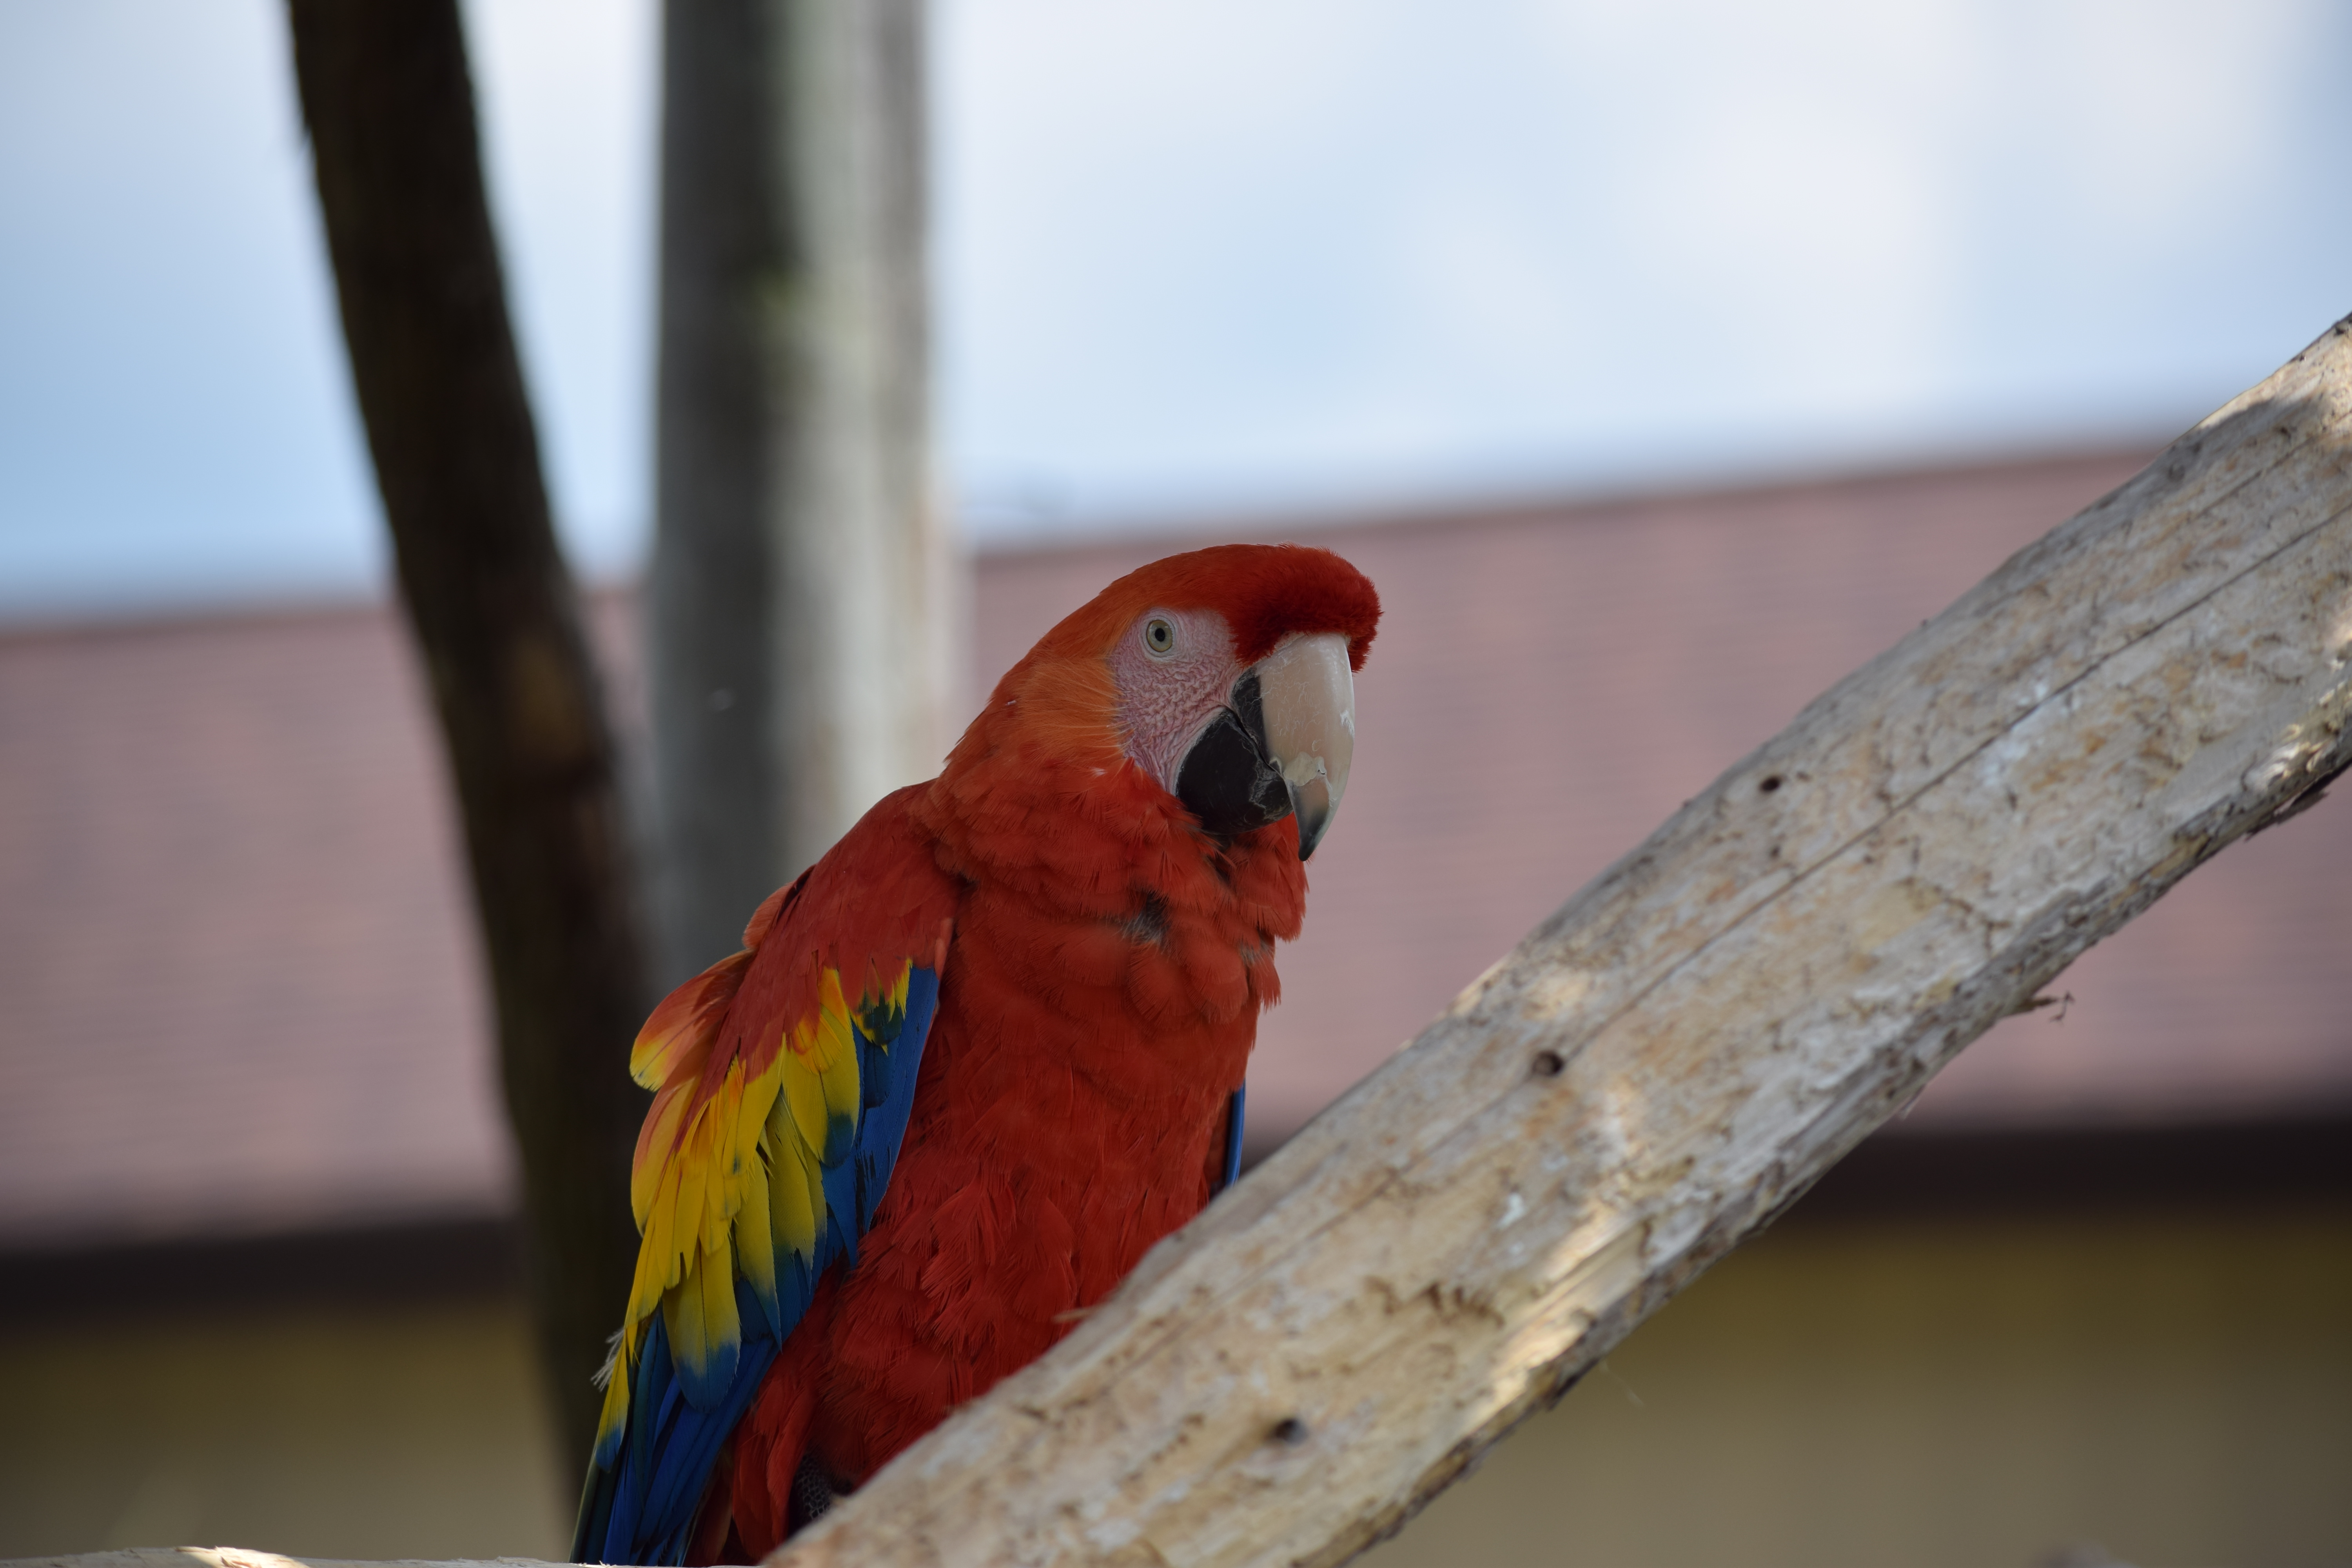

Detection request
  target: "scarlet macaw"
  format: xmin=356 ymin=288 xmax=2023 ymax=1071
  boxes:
xmin=572 ymin=543 xmax=1379 ymax=1563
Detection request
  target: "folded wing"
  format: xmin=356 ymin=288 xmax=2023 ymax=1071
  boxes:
xmin=574 ymin=787 xmax=957 ymax=1564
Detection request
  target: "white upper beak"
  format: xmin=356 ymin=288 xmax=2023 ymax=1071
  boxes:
xmin=1254 ymin=632 xmax=1356 ymax=859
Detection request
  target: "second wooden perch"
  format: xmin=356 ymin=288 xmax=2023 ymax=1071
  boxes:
xmin=774 ymin=318 xmax=2352 ymax=1567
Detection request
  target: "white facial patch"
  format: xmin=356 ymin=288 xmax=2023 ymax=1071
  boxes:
xmin=1110 ymin=607 xmax=1241 ymax=792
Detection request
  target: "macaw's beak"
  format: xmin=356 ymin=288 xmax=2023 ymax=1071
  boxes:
xmin=1175 ymin=632 xmax=1357 ymax=860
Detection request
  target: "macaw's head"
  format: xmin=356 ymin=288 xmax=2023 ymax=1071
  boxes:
xmin=940 ymin=543 xmax=1380 ymax=863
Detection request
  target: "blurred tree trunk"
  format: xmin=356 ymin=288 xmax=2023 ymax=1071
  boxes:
xmin=285 ymin=0 xmax=649 ymax=1473
xmin=646 ymin=0 xmax=951 ymax=987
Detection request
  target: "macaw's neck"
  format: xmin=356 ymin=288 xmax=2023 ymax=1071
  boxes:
xmin=913 ymin=690 xmax=1310 ymax=1039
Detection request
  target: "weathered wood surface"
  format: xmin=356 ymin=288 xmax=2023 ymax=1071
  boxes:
xmin=770 ymin=318 xmax=2352 ymax=1568
xmin=19 ymin=322 xmax=2352 ymax=1568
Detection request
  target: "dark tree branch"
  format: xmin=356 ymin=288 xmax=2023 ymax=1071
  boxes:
xmin=285 ymin=0 xmax=649 ymax=1471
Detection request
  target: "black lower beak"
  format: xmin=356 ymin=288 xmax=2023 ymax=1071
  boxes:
xmin=1175 ymin=671 xmax=1296 ymax=848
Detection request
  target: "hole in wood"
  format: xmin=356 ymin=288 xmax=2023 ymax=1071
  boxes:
xmin=1759 ymin=774 xmax=1783 ymax=793
xmin=1271 ymin=1416 xmax=1310 ymax=1446
xmin=1532 ymin=1049 xmax=1566 ymax=1077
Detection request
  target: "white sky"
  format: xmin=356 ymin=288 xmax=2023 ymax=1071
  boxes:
xmin=2 ymin=0 xmax=2347 ymax=615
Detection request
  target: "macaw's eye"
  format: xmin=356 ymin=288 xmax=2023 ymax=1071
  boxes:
xmin=1143 ymin=616 xmax=1177 ymax=657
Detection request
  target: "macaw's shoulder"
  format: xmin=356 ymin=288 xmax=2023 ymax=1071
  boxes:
xmin=729 ymin=782 xmax=961 ymax=1044
xmin=624 ymin=783 xmax=958 ymax=1173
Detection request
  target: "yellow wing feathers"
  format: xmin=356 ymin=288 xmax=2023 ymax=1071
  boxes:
xmin=781 ymin=968 xmax=861 ymax=1162
xmin=595 ymin=950 xmax=918 ymax=1452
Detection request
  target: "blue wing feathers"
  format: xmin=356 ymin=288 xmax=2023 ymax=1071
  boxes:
xmin=674 ymin=1319 xmax=738 ymax=1411
xmin=635 ymin=1301 xmax=781 ymax=1563
xmin=855 ymin=968 xmax=937 ymax=1232
xmin=1217 ymin=1083 xmax=1246 ymax=1194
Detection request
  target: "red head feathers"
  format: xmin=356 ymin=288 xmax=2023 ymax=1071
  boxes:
xmin=925 ymin=541 xmax=1379 ymax=906
xmin=944 ymin=542 xmax=1379 ymax=777
xmin=1028 ymin=542 xmax=1381 ymax=671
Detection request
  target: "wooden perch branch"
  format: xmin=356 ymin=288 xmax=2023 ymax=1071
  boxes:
xmin=771 ymin=318 xmax=2352 ymax=1568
